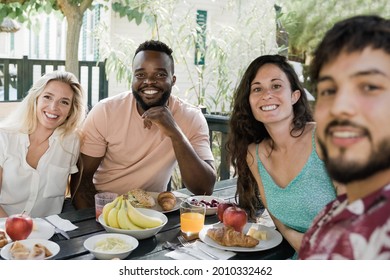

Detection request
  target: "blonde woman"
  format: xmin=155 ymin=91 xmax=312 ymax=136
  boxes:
xmin=0 ymin=70 xmax=86 ymax=218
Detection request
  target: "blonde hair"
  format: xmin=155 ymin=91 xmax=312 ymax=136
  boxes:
xmin=0 ymin=70 xmax=86 ymax=137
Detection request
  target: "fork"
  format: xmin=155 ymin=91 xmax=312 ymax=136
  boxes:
xmin=178 ymin=235 xmax=219 ymax=260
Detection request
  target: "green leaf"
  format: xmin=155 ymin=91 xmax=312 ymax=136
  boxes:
xmin=134 ymin=11 xmax=143 ymax=25
xmin=44 ymin=4 xmax=53 ymax=14
xmin=126 ymin=13 xmax=134 ymax=21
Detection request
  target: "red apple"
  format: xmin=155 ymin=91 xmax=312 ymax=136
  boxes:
xmin=217 ymin=202 xmax=234 ymax=222
xmin=222 ymin=206 xmax=247 ymax=232
xmin=5 ymin=213 xmax=33 ymax=241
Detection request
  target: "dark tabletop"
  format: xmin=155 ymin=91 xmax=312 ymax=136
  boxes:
xmin=2 ymin=178 xmax=295 ymax=260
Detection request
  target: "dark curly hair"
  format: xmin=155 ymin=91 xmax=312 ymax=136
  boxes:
xmin=226 ymin=54 xmax=314 ymax=219
xmin=133 ymin=40 xmax=175 ymax=73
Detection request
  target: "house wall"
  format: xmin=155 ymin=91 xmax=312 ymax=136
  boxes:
xmin=105 ymin=0 xmax=278 ymax=108
xmin=1 ymin=0 xmax=277 ymax=108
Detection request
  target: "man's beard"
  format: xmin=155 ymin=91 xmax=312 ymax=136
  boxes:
xmin=132 ymin=89 xmax=171 ymax=111
xmin=318 ymin=137 xmax=390 ymax=184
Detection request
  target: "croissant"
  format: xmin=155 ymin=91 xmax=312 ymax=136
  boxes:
xmin=30 ymin=246 xmax=46 ymax=259
xmin=8 ymin=241 xmax=53 ymax=260
xmin=206 ymin=226 xmax=259 ymax=248
xmin=34 ymin=243 xmax=52 ymax=258
xmin=0 ymin=230 xmax=8 ymax=248
xmin=157 ymin=191 xmax=177 ymax=211
xmin=9 ymin=241 xmax=30 ymax=260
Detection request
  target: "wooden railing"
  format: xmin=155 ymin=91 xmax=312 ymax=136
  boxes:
xmin=0 ymin=56 xmax=232 ymax=181
xmin=0 ymin=56 xmax=108 ymax=109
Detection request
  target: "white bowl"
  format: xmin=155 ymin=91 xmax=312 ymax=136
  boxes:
xmin=188 ymin=196 xmax=225 ymax=216
xmin=83 ymin=233 xmax=138 ymax=260
xmin=98 ymin=208 xmax=168 ymax=240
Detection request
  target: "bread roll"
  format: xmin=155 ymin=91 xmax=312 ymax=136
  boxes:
xmin=157 ymin=191 xmax=177 ymax=211
xmin=127 ymin=189 xmax=156 ymax=208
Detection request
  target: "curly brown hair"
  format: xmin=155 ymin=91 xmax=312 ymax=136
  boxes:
xmin=226 ymin=54 xmax=314 ymax=219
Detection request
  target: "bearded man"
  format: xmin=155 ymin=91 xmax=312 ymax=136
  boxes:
xmin=299 ymin=15 xmax=390 ymax=260
xmin=71 ymin=40 xmax=216 ymax=209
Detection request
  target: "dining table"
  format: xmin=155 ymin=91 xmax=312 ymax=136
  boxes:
xmin=1 ymin=178 xmax=295 ymax=260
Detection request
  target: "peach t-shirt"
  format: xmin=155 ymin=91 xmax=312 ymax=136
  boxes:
xmin=81 ymin=92 xmax=213 ymax=194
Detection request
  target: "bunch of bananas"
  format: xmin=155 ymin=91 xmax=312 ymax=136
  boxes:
xmin=102 ymin=195 xmax=163 ymax=230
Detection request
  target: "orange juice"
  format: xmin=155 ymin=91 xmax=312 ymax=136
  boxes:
xmin=180 ymin=212 xmax=205 ymax=235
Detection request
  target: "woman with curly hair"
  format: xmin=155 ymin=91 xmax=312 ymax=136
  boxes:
xmin=227 ymin=55 xmax=339 ymax=256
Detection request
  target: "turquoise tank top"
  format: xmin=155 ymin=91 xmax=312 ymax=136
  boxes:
xmin=256 ymin=130 xmax=336 ymax=233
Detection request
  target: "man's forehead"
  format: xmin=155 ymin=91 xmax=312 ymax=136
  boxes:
xmin=319 ymin=48 xmax=390 ymax=79
xmin=134 ymin=50 xmax=170 ymax=63
xmin=133 ymin=50 xmax=173 ymax=71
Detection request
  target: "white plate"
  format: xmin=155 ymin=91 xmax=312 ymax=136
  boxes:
xmin=1 ymin=239 xmax=60 ymax=260
xmin=199 ymin=223 xmax=283 ymax=252
xmin=0 ymin=218 xmax=55 ymax=241
xmin=147 ymin=192 xmax=183 ymax=213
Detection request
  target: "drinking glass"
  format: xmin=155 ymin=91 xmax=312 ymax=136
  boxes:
xmin=180 ymin=200 xmax=206 ymax=239
xmin=94 ymin=192 xmax=118 ymax=221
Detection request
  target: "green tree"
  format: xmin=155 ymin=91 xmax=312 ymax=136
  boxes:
xmin=0 ymin=0 xmax=95 ymax=77
xmin=0 ymin=0 xmax=150 ymax=77
xmin=274 ymin=0 xmax=390 ymax=95
xmin=277 ymin=0 xmax=390 ymax=63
